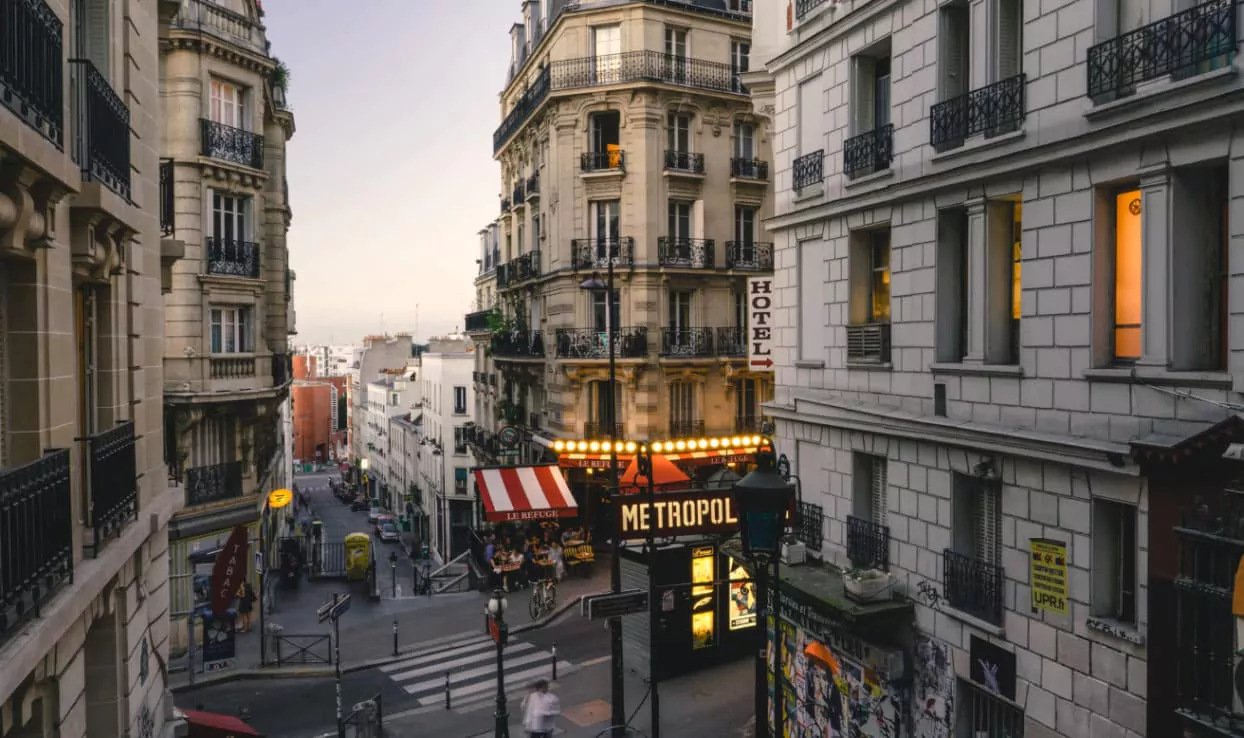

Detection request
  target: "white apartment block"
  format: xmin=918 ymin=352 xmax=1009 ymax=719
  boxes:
xmin=750 ymin=0 xmax=1244 ymax=734
xmin=362 ymin=372 xmax=415 ymax=502
xmin=412 ymin=340 xmax=476 ymax=560
xmin=349 ymin=334 xmax=414 ymax=464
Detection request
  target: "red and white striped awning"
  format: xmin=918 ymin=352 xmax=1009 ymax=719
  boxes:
xmin=474 ymin=465 xmax=579 ymax=523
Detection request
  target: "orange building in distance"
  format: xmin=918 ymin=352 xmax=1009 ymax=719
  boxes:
xmin=292 ymin=353 xmax=347 ymax=462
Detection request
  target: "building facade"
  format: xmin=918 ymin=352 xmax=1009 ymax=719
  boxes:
xmin=412 ymin=340 xmax=476 ymax=559
xmin=349 ymin=334 xmax=414 ymax=466
xmin=753 ymin=0 xmax=1244 ymax=734
xmin=474 ymin=0 xmax=774 ymax=523
xmin=159 ymin=0 xmax=295 ymax=654
xmin=362 ymin=372 xmax=416 ymax=502
xmin=388 ymin=413 xmax=427 ymax=548
xmin=0 ymin=0 xmax=184 ymax=734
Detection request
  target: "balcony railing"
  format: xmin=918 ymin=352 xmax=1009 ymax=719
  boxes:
xmin=500 ymin=197 xmax=512 ymax=213
xmin=206 ymin=237 xmax=260 ymax=278
xmin=2 ymin=0 xmax=63 ymax=146
xmin=725 ymin=241 xmax=774 ymax=271
xmin=492 ymin=330 xmax=546 ymax=359
xmin=512 ymin=182 xmax=526 ymax=203
xmin=660 ymin=328 xmax=716 ymax=357
xmin=794 ymin=502 xmax=824 ymax=552
xmin=0 ymin=449 xmax=73 ymax=641
xmin=583 ymin=422 xmax=624 ymax=439
xmin=669 ymin=420 xmax=706 ymax=438
xmin=211 ymin=356 xmax=256 ymax=378
xmin=185 ymin=461 xmax=245 ymax=507
xmin=271 ymin=352 xmax=290 ymax=387
xmin=160 ymin=158 xmax=175 ymax=236
xmin=846 ymin=515 xmax=890 ymax=570
xmin=795 ymin=0 xmax=829 ymax=19
xmin=551 ymin=50 xmax=747 ymax=96
xmin=658 ymin=238 xmax=715 ymax=269
xmin=69 ymin=59 xmax=131 ymax=200
xmin=581 ymin=150 xmax=625 ymax=172
xmin=1087 ymin=0 xmax=1236 ymax=102
xmin=555 ymin=327 xmax=648 ymax=359
xmin=664 ymin=150 xmax=705 ymax=174
xmin=465 ymin=310 xmax=492 ymax=333
xmin=506 ymin=250 xmax=541 ymax=285
xmin=930 ymin=74 xmax=1027 ymax=152
xmin=730 ymin=158 xmax=769 ymax=180
xmin=716 ymin=326 xmax=746 ymax=356
xmin=494 ymin=66 xmax=551 ymax=153
xmin=200 ymin=118 xmax=264 ymax=169
xmin=943 ymin=549 xmax=1005 ymax=624
xmin=571 ymin=238 xmax=635 ymax=270
xmin=792 ymin=150 xmax=824 ymax=191
xmin=86 ymin=421 xmax=137 ymax=552
xmin=526 ymin=173 xmax=540 ymax=198
xmin=844 ymin=124 xmax=894 ymax=179
xmin=846 ymin=322 xmax=891 ymax=363
xmin=735 ymin=415 xmax=765 ymax=433
xmin=172 ymin=0 xmax=264 ymax=53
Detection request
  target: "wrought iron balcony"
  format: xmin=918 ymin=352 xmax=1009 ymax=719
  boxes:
xmin=86 ymin=421 xmax=137 ymax=552
xmin=500 ymin=197 xmax=512 ymax=213
xmin=725 ymin=241 xmax=774 ymax=271
xmin=69 ymin=59 xmax=131 ymax=200
xmin=943 ymin=548 xmax=1004 ymax=624
xmin=492 ymin=329 xmax=546 ymax=359
xmin=735 ymin=415 xmax=764 ymax=433
xmin=844 ymin=125 xmax=894 ymax=179
xmin=583 ymin=422 xmax=625 ymax=439
xmin=2 ymin=0 xmax=63 ymax=146
xmin=794 ymin=502 xmax=824 ymax=552
xmin=660 ymin=327 xmax=716 ymax=357
xmin=1087 ymin=0 xmax=1236 ymax=102
xmin=206 ymin=237 xmax=260 ymax=278
xmin=0 ymin=449 xmax=73 ymax=641
xmin=571 ymin=237 xmax=635 ymax=270
xmin=505 ymin=250 xmax=540 ymax=285
xmin=795 ymin=0 xmax=829 ymax=19
xmin=185 ymin=461 xmax=245 ymax=507
xmin=669 ymin=420 xmax=706 ymax=437
xmin=930 ymin=74 xmax=1027 ymax=152
xmin=664 ymin=150 xmax=705 ymax=174
xmin=846 ymin=516 xmax=890 ymax=570
xmin=846 ymin=322 xmax=891 ymax=363
xmin=465 ymin=310 xmax=492 ymax=333
xmin=792 ymin=150 xmax=824 ymax=191
xmin=210 ymin=357 xmax=256 ymax=378
xmin=658 ymin=238 xmax=715 ymax=269
xmin=160 ymin=159 xmax=175 ymax=236
xmin=494 ymin=66 xmax=551 ymax=154
xmin=716 ymin=327 xmax=747 ymax=356
xmin=581 ymin=150 xmax=625 ymax=172
xmin=512 ymin=181 xmax=526 ymax=203
xmin=271 ymin=352 xmax=291 ymax=388
xmin=730 ymin=158 xmax=769 ymax=180
xmin=200 ymin=118 xmax=264 ymax=169
xmin=550 ymin=50 xmax=748 ymax=96
xmin=526 ymin=173 xmax=540 ymax=198
xmin=555 ymin=327 xmax=648 ymax=359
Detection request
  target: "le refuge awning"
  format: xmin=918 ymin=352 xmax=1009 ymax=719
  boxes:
xmin=474 ymin=465 xmax=579 ymax=523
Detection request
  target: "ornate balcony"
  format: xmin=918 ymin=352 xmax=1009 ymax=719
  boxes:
xmin=172 ymin=0 xmax=265 ymax=53
xmin=724 ymin=241 xmax=774 ymax=271
xmin=206 ymin=237 xmax=260 ymax=278
xmin=583 ymin=422 xmax=624 ymax=439
xmin=185 ymin=461 xmax=245 ymax=507
xmin=581 ymin=150 xmax=625 ymax=172
xmin=525 ymin=173 xmax=540 ymax=199
xmin=730 ymin=158 xmax=769 ymax=180
xmin=465 ymin=310 xmax=492 ymax=333
xmin=795 ymin=0 xmax=829 ymax=19
xmin=664 ymin=150 xmax=705 ymax=175
xmin=943 ymin=549 xmax=1005 ymax=624
xmin=843 ymin=125 xmax=894 ymax=179
xmin=86 ymin=421 xmax=137 ymax=553
xmin=792 ymin=150 xmax=824 ymax=191
xmin=734 ymin=415 xmax=764 ymax=433
xmin=200 ymin=118 xmax=264 ymax=169
xmin=69 ymin=59 xmax=131 ymax=199
xmin=500 ymin=197 xmax=511 ymax=213
xmin=512 ymin=181 xmax=526 ymax=204
xmin=2 ymin=0 xmax=63 ymax=146
xmin=0 ymin=449 xmax=73 ymax=642
xmin=846 ymin=515 xmax=890 ymax=570
xmin=846 ymin=322 xmax=891 ymax=363
xmin=657 ymin=238 xmax=714 ymax=269
xmin=554 ymin=327 xmax=648 ymax=359
xmin=550 ymin=50 xmax=747 ymax=96
xmin=659 ymin=328 xmax=715 ymax=357
xmin=492 ymin=329 xmax=546 ymax=359
xmin=210 ymin=357 xmax=256 ymax=379
xmin=716 ymin=326 xmax=746 ymax=356
xmin=504 ymin=250 xmax=540 ymax=286
xmin=669 ymin=420 xmax=706 ymax=438
xmin=930 ymin=74 xmax=1027 ymax=152
xmin=571 ymin=238 xmax=634 ymax=270
xmin=160 ymin=158 xmax=175 ymax=236
xmin=1087 ymin=0 xmax=1236 ymax=102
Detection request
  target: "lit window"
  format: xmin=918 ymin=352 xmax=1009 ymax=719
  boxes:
xmin=1114 ymin=190 xmax=1143 ymax=360
xmin=870 ymin=231 xmax=890 ymax=322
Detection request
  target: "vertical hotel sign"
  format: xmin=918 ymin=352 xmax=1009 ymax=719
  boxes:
xmin=748 ymin=276 xmax=775 ymax=372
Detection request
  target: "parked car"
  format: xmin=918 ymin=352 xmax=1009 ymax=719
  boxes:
xmin=350 ymin=497 xmax=369 ymax=512
xmin=366 ymin=506 xmax=385 ymax=523
xmin=377 ymin=520 xmax=400 ymax=543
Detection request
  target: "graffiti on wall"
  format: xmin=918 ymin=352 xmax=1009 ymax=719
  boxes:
xmin=913 ymin=635 xmax=955 ymax=738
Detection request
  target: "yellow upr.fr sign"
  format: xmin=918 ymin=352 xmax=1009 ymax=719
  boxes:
xmin=1030 ymin=538 xmax=1068 ymax=615
xmin=268 ymin=488 xmax=293 ymax=510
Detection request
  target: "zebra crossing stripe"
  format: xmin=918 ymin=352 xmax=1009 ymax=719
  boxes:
xmin=377 ymin=634 xmax=494 ymax=673
xmin=416 ymin=662 xmax=571 ymax=706
xmin=389 ymin=642 xmax=536 ymax=682
xmin=401 ymin=649 xmax=553 ymax=694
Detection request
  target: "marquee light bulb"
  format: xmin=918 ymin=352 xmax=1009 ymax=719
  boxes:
xmin=625 ymin=441 xmax=637 ymax=453
xmin=601 ymin=441 xmax=611 ymax=452
xmin=751 ymin=435 xmax=762 ymax=446
xmin=577 ymin=441 xmax=588 ymax=452
xmin=589 ymin=441 xmax=601 ymax=452
xmin=697 ymin=439 xmax=709 ymax=449
xmin=652 ymin=442 xmax=664 ymax=453
xmin=553 ymin=440 xmax=565 ymax=451
xmin=731 ymin=436 xmax=742 ymax=447
xmin=675 ymin=440 xmax=687 ymax=451
xmin=709 ymin=438 xmax=720 ymax=448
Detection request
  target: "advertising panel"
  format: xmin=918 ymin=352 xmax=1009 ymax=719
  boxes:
xmin=691 ymin=546 xmax=715 ymax=651
xmin=617 ymin=488 xmax=740 ymax=540
xmin=1029 ymin=538 xmax=1068 ymax=615
xmin=727 ymin=558 xmax=756 ymax=630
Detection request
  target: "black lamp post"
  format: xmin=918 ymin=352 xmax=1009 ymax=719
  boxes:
xmin=487 ymin=588 xmax=510 ymax=738
xmin=732 ymin=445 xmax=795 ymax=738
xmin=579 ymin=264 xmax=625 ymax=736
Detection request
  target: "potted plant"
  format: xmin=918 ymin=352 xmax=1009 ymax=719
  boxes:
xmin=843 ymin=567 xmax=892 ymax=602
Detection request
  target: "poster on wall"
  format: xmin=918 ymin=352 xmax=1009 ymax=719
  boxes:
xmin=691 ymin=546 xmax=715 ymax=650
xmin=727 ymin=559 xmax=756 ymax=630
xmin=201 ymin=611 xmax=237 ymax=672
xmin=969 ymin=635 xmax=1017 ymax=700
xmin=1029 ymin=538 xmax=1069 ymax=615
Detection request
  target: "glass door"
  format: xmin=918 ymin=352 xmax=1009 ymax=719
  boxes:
xmin=592 ymin=200 xmax=620 ymax=263
xmin=664 ymin=28 xmax=688 ymax=83
xmin=592 ymin=25 xmax=621 ymax=84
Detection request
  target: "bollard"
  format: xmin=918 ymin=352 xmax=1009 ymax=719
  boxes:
xmin=445 ymin=671 xmax=451 ymax=710
xmin=392 ymin=620 xmax=398 ymax=657
xmin=552 ymin=642 xmax=558 ymax=681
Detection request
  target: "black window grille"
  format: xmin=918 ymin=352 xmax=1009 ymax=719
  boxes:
xmin=794 ymin=501 xmax=823 ymax=552
xmin=846 ymin=515 xmax=890 ymax=570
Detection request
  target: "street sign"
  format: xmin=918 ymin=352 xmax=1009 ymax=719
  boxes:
xmin=584 ymin=589 xmax=649 ymax=620
xmin=317 ymin=594 xmax=352 ymax=623
xmin=254 ymin=552 xmax=264 ymax=575
xmin=747 ymin=276 xmax=775 ymax=372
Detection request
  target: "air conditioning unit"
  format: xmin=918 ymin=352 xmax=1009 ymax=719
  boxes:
xmin=781 ymin=539 xmax=806 ymax=566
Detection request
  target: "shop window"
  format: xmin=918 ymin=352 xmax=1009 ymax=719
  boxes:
xmin=1112 ymin=189 xmax=1143 ymax=361
xmin=1091 ymin=499 xmax=1137 ymax=623
xmin=955 ymin=679 xmax=1024 ymax=737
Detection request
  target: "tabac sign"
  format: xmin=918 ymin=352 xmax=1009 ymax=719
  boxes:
xmin=748 ymin=277 xmax=774 ymax=372
xmin=616 ymin=489 xmax=741 ymax=540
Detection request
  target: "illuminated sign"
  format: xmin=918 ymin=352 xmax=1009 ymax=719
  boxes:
xmin=748 ymin=277 xmax=774 ymax=372
xmin=267 ymin=488 xmax=293 ymax=509
xmin=616 ymin=489 xmax=740 ymax=540
xmin=560 ymin=450 xmax=757 ymax=469
xmin=691 ymin=546 xmax=715 ymax=650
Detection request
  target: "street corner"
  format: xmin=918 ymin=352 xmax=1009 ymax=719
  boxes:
xmin=170 ymin=665 xmax=336 ymax=694
xmin=512 ymin=594 xmax=583 ymax=634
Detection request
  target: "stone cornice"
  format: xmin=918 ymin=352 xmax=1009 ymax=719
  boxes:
xmin=162 ymin=33 xmax=276 ymax=75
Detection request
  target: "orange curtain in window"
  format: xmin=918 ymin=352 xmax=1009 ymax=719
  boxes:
xmin=1114 ymin=191 xmax=1143 ymax=359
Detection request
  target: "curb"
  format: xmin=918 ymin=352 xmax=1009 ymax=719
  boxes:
xmin=512 ymin=594 xmax=582 ymax=635
xmin=170 ymin=665 xmax=336 ymax=693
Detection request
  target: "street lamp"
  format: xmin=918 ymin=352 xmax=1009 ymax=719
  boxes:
xmin=487 ymin=588 xmax=510 ymax=738
xmin=732 ymin=445 xmax=796 ymax=738
xmin=578 ymin=265 xmax=626 ymax=736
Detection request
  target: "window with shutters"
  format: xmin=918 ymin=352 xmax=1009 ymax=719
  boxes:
xmin=72 ymin=0 xmax=111 ymax=77
xmin=848 ymin=454 xmax=890 ymax=570
xmin=934 ymin=207 xmax=969 ymax=363
xmin=1092 ymin=499 xmax=1137 ymax=624
xmin=938 ymin=2 xmax=970 ymax=103
xmin=952 ymin=475 xmax=1000 ymax=565
xmin=849 ymin=47 xmax=891 ymax=136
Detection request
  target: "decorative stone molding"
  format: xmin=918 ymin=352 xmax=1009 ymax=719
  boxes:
xmin=0 ymin=163 xmax=65 ymax=260
xmin=200 ymin=161 xmax=267 ymax=189
xmin=563 ymin=364 xmax=644 ymax=391
xmin=69 ymin=209 xmax=130 ymax=284
xmin=660 ymin=366 xmax=708 ymax=384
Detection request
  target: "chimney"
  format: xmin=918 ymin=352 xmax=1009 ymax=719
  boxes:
xmin=510 ymin=23 xmax=526 ymax=67
xmin=523 ymin=0 xmax=542 ymax=46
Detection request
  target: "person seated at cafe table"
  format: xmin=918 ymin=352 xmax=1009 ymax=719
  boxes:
xmin=508 ymin=549 xmax=526 ymax=590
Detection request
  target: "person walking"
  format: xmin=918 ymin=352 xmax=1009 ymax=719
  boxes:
xmin=520 ymin=679 xmax=560 ymax=738
xmin=237 ymin=581 xmax=257 ymax=632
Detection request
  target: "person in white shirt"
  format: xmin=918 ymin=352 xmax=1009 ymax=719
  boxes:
xmin=520 ymin=679 xmax=560 ymax=738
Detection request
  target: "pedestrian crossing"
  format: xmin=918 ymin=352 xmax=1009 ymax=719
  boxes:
xmin=378 ymin=632 xmax=572 ymax=710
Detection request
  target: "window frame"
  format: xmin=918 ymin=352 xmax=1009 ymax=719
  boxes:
xmin=209 ymin=305 xmax=252 ymax=354
xmin=868 ymin=230 xmax=892 ymax=323
xmin=667 ymin=113 xmax=692 ymax=153
xmin=733 ymin=121 xmax=755 ymax=160
xmin=1111 ymin=187 xmax=1144 ymax=363
xmin=209 ymin=78 xmax=246 ymax=129
xmin=668 ymin=200 xmax=692 ymax=240
xmin=669 ymin=381 xmax=695 ymax=426
xmin=1092 ymin=498 xmax=1138 ymax=624
xmin=211 ymin=190 xmax=250 ymax=242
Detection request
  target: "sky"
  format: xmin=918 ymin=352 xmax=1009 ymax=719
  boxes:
xmin=262 ymin=0 xmax=515 ymax=346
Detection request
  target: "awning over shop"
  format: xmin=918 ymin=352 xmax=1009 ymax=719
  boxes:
xmin=475 ymin=465 xmax=578 ymax=522
xmin=618 ymin=453 xmax=691 ymax=493
xmin=180 ymin=708 xmax=265 ymax=737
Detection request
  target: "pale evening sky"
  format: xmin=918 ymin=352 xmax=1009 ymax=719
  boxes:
xmin=263 ymin=0 xmax=516 ymax=345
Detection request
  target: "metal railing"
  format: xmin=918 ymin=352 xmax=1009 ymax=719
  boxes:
xmin=505 ymin=250 xmax=540 ymax=285
xmin=659 ymin=328 xmax=715 ymax=357
xmin=725 ymin=241 xmax=774 ymax=271
xmin=210 ymin=356 xmax=256 ymax=378
xmin=796 ymin=0 xmax=829 ymax=19
xmin=716 ymin=326 xmax=746 ymax=356
xmin=844 ymin=124 xmax=894 ymax=179
xmin=464 ymin=310 xmax=492 ymax=333
xmin=581 ymin=150 xmax=625 ymax=172
xmin=185 ymin=461 xmax=244 ymax=506
xmin=526 ymin=172 xmax=539 ymax=197
xmin=668 ymin=420 xmax=706 ymax=438
xmin=571 ymin=238 xmax=635 ymax=270
xmin=730 ymin=157 xmax=769 ymax=180
xmin=794 ymin=501 xmax=824 ymax=552
xmin=69 ymin=59 xmax=131 ymax=199
xmin=272 ymin=634 xmax=331 ymax=665
xmin=846 ymin=323 xmax=891 ymax=363
xmin=271 ymin=352 xmax=291 ymax=387
xmin=584 ymin=422 xmax=625 ymax=439
xmin=930 ymin=74 xmax=1027 ymax=152
xmin=0 ymin=449 xmax=73 ymax=642
xmin=0 ymin=0 xmax=63 ymax=147
xmin=664 ymin=150 xmax=705 ymax=174
xmin=1087 ymin=0 xmax=1236 ymax=102
xmin=792 ymin=150 xmax=824 ymax=190
xmin=171 ymin=0 xmax=265 ymax=53
xmin=492 ymin=330 xmax=545 ymax=359
xmin=554 ymin=327 xmax=648 ymax=359
xmin=734 ymin=415 xmax=764 ymax=434
xmin=846 ymin=516 xmax=889 ymax=570
xmin=86 ymin=421 xmax=137 ymax=552
xmin=200 ymin=118 xmax=265 ymax=169
xmin=205 ymin=237 xmax=260 ymax=278
xmin=551 ymin=50 xmax=748 ymax=96
xmin=500 ymin=197 xmax=511 ymax=213
xmin=512 ymin=181 xmax=526 ymax=203
xmin=942 ymin=549 xmax=1004 ymax=624
xmin=658 ymin=238 xmax=715 ymax=269
xmin=160 ymin=158 xmax=175 ymax=236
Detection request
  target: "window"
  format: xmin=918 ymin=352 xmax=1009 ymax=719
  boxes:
xmin=1113 ymin=189 xmax=1143 ymax=361
xmin=453 ymin=427 xmax=468 ymax=455
xmin=668 ymin=290 xmax=692 ymax=333
xmin=390 ymin=393 xmax=398 ymax=406
xmin=851 ymin=454 xmax=888 ymax=525
xmin=869 ymin=231 xmax=891 ymax=322
xmin=667 ymin=113 xmax=691 ymax=153
xmin=668 ymin=201 xmax=692 ymax=241
xmin=532 ymin=214 xmax=541 ymax=246
xmin=664 ymin=27 xmax=688 ymax=83
xmin=210 ymin=306 xmax=252 ymax=354
xmin=731 ymin=40 xmax=750 ymax=93
xmin=211 ymin=191 xmax=249 ymax=242
xmin=735 ymin=206 xmax=756 ymax=246
xmin=210 ymin=78 xmax=245 ymax=129
xmin=591 ymin=199 xmax=620 ymax=259
xmin=588 ymin=380 xmax=620 ymax=426
xmin=995 ymin=0 xmax=1022 ymax=81
xmin=454 ymin=467 xmax=468 ymax=494
xmin=452 ymin=386 xmax=467 ymax=415
xmin=733 ymin=289 xmax=746 ymax=330
xmin=733 ymin=122 xmax=754 ymax=160
xmin=935 ymin=207 xmax=969 ymax=363
xmin=517 ymin=224 xmax=524 ymax=255
xmin=734 ymin=378 xmax=758 ymax=426
xmin=851 ymin=49 xmax=892 ymax=135
xmin=591 ymin=25 xmax=621 ymax=83
xmin=797 ymin=240 xmax=826 ymax=362
xmin=1168 ymin=165 xmax=1229 ymax=370
xmin=592 ymin=289 xmax=620 ymax=332
xmin=952 ymin=475 xmax=1001 ymax=566
xmin=589 ymin=111 xmax=621 ymax=161
xmin=1092 ymin=499 xmax=1137 ymax=623
xmin=1009 ymin=202 xmax=1022 ymax=362
xmin=72 ymin=0 xmax=110 ymax=75
xmin=669 ymin=382 xmax=695 ymax=430
xmin=956 ymin=680 xmax=1025 ymax=737
xmin=938 ymin=2 xmax=970 ymax=102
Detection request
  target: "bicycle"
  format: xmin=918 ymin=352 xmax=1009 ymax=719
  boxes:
xmin=528 ymin=576 xmax=557 ymax=620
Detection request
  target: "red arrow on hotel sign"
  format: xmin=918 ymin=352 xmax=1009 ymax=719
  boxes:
xmin=750 ymin=358 xmax=774 ymax=368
